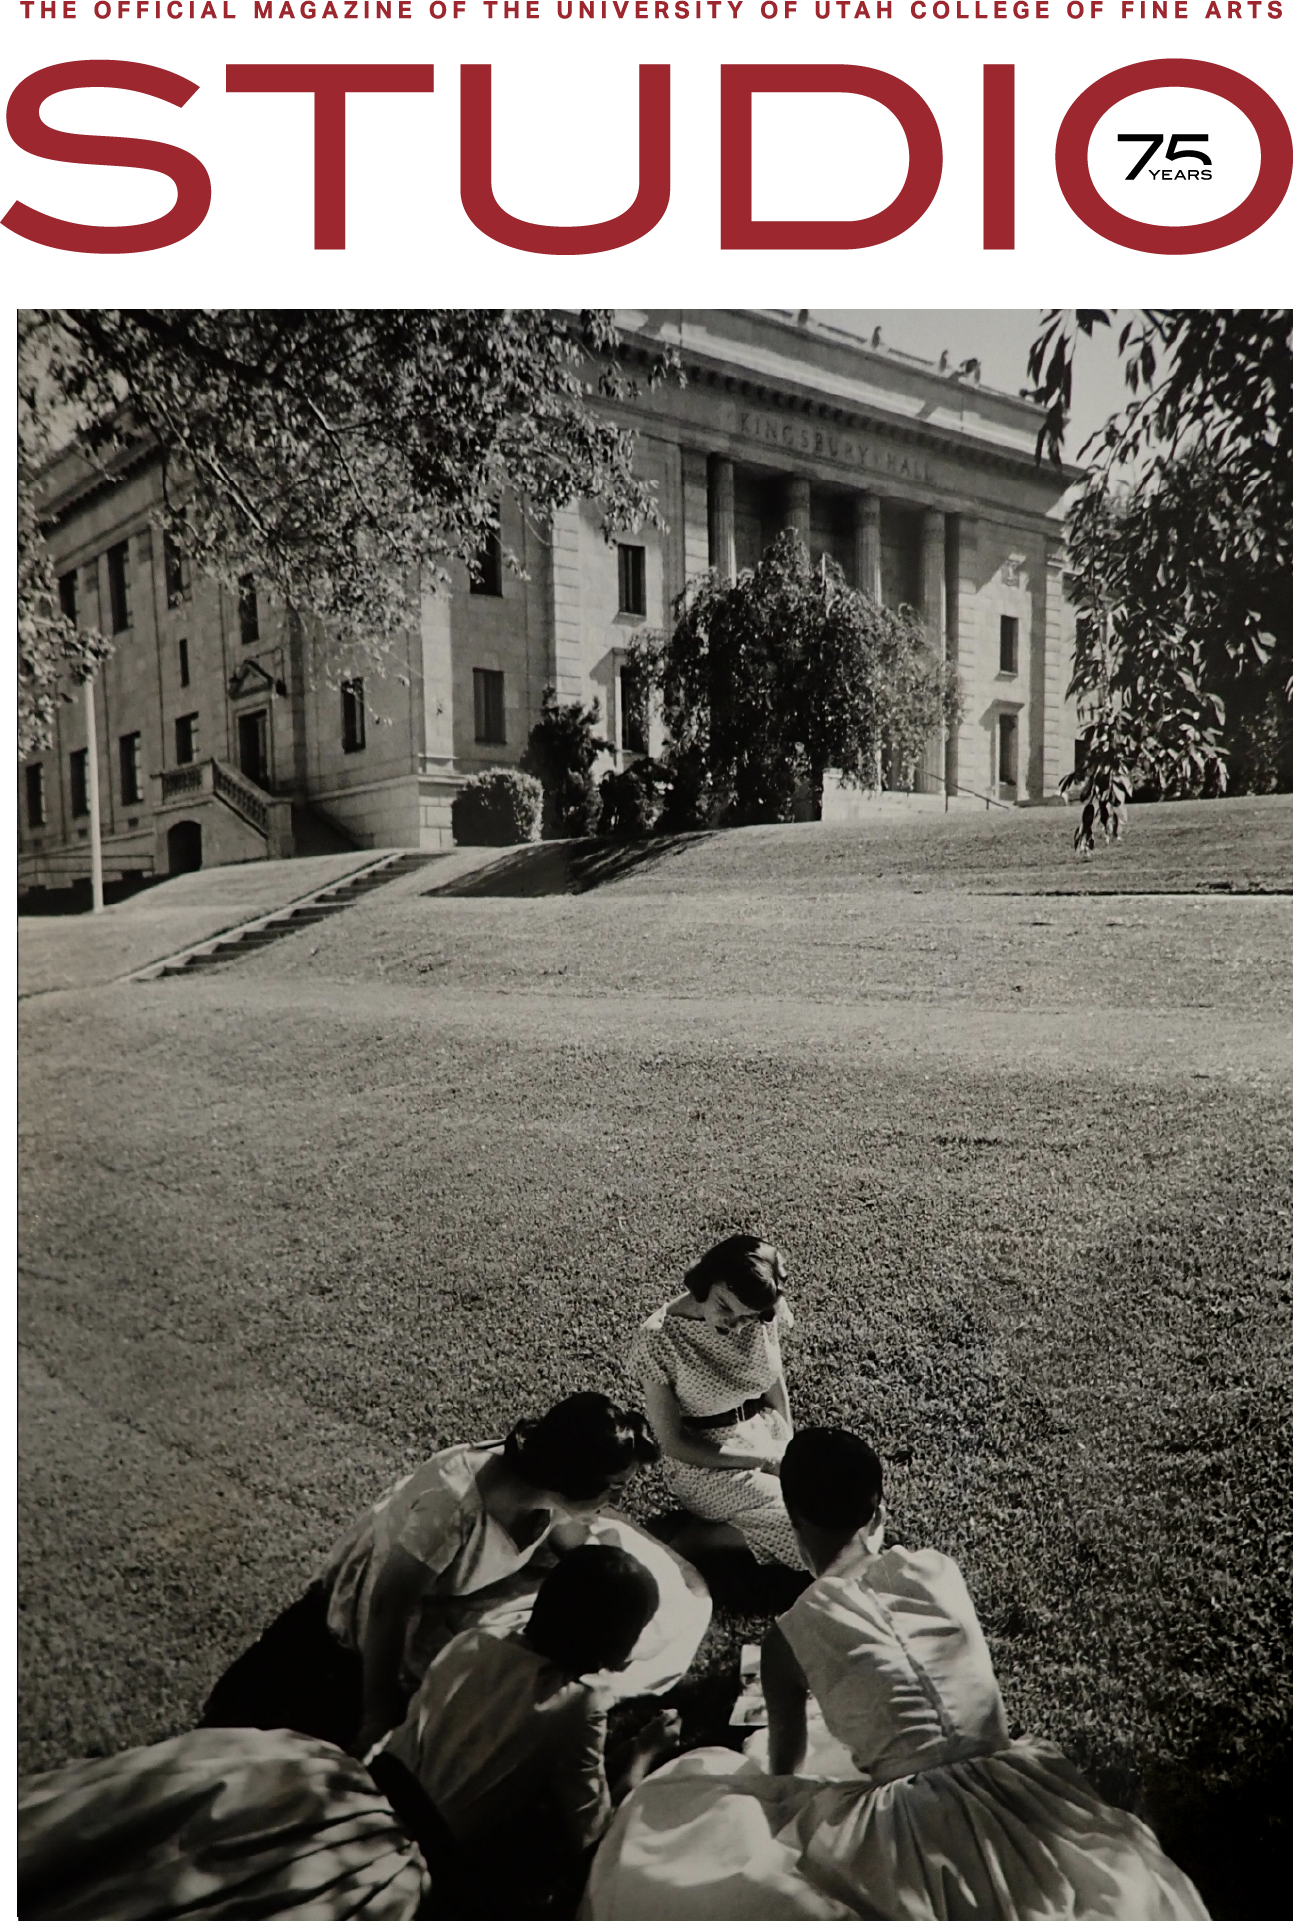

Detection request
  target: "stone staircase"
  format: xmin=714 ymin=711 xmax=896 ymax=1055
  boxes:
xmin=147 ymin=851 xmax=439 ymax=979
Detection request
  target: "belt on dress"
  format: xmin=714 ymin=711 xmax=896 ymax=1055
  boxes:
xmin=684 ymin=1397 xmax=769 ymax=1430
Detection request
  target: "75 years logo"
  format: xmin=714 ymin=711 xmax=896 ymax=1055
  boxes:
xmin=1119 ymin=132 xmax=1213 ymax=180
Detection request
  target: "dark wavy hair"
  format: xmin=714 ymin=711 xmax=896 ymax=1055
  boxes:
xmin=504 ymin=1392 xmax=660 ymax=1502
xmin=527 ymin=1545 xmax=660 ymax=1676
xmin=780 ymin=1427 xmax=884 ymax=1535
xmin=684 ymin=1234 xmax=787 ymax=1322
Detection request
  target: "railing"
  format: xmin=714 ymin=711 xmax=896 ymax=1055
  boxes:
xmin=213 ymin=760 xmax=269 ymax=834
xmin=158 ymin=758 xmax=271 ymax=836
xmin=160 ymin=764 xmax=205 ymax=800
xmin=921 ymin=766 xmax=1016 ymax=812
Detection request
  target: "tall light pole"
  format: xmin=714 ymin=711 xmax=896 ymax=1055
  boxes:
xmin=83 ymin=672 xmax=104 ymax=913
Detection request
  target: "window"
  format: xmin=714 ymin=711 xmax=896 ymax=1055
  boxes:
xmin=466 ymin=668 xmax=503 ymax=741
xmin=106 ymin=541 xmax=132 ymax=633
xmin=164 ymin=534 xmax=190 ymax=606
xmin=58 ymin=570 xmax=78 ymax=623
xmin=119 ymin=732 xmax=143 ymax=805
xmin=470 ymin=528 xmax=503 ymax=597
xmin=25 ymin=763 xmax=45 ymax=830
xmin=619 ymin=664 xmax=648 ymax=754
xmin=175 ymin=713 xmax=200 ymax=764
xmin=178 ymin=637 xmax=191 ymax=687
xmin=341 ymin=678 xmax=367 ymax=753
xmin=70 ymin=748 xmax=89 ymax=818
xmin=473 ymin=668 xmax=506 ymax=745
xmin=999 ymin=614 xmax=1019 ymax=674
xmin=618 ymin=544 xmax=647 ymax=617
xmin=998 ymin=713 xmax=1018 ymax=789
xmin=238 ymin=574 xmax=260 ymax=645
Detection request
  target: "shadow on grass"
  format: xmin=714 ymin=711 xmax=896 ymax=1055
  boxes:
xmin=427 ymin=834 xmax=715 ymax=899
xmin=1146 ymin=1740 xmax=1292 ymax=1921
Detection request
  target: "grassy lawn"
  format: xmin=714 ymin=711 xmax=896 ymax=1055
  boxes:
xmin=18 ymin=799 xmax=1293 ymax=1917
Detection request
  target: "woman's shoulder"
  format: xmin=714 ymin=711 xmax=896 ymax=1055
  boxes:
xmin=861 ymin=1545 xmax=981 ymax=1625
xmin=629 ymin=1300 xmax=695 ymax=1385
xmin=636 ymin=1297 xmax=693 ymax=1339
xmin=400 ymin=1442 xmax=494 ymax=1511
xmin=874 ymin=1543 xmax=965 ymax=1588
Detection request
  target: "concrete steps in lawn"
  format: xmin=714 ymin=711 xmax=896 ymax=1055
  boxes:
xmin=140 ymin=852 xmax=441 ymax=979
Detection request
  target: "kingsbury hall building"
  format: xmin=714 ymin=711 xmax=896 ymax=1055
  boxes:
xmin=19 ymin=310 xmax=1081 ymax=896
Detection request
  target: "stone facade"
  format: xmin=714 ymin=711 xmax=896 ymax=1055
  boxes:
xmin=18 ymin=310 xmax=1080 ymax=893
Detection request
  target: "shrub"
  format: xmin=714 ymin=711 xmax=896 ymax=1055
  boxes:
xmin=599 ymin=761 xmax=663 ymax=839
xmin=652 ymin=744 xmax=711 ymax=835
xmin=520 ymin=687 xmax=610 ymax=838
xmin=451 ymin=769 xmax=543 ymax=846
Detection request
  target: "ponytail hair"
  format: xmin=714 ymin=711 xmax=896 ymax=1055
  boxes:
xmin=505 ymin=1392 xmax=660 ymax=1502
xmin=684 ymin=1234 xmax=786 ymax=1321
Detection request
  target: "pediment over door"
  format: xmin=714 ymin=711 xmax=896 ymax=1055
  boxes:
xmin=228 ymin=658 xmax=286 ymax=700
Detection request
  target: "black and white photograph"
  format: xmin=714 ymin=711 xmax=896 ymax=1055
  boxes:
xmin=15 ymin=306 xmax=1293 ymax=1921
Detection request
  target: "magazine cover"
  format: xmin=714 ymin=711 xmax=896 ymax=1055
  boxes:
xmin=8 ymin=3 xmax=1291 ymax=1919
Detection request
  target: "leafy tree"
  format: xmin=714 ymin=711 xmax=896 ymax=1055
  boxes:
xmin=1028 ymin=310 xmax=1293 ymax=798
xmin=639 ymin=531 xmax=958 ymax=829
xmin=18 ymin=309 xmax=674 ymax=756
xmin=519 ymin=686 xmax=610 ymax=838
xmin=17 ymin=468 xmax=113 ymax=763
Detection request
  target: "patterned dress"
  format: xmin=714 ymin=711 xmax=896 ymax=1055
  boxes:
xmin=629 ymin=1297 xmax=801 ymax=1567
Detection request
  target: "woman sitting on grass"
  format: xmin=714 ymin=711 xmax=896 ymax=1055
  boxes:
xmin=630 ymin=1234 xmax=803 ymax=1568
xmin=587 ymin=1427 xmax=1211 ymax=1921
xmin=202 ymin=1391 xmax=660 ymax=1757
xmin=378 ymin=1544 xmax=680 ymax=1913
xmin=18 ymin=1548 xmax=678 ymax=1921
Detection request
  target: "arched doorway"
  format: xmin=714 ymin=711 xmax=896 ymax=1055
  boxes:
xmin=167 ymin=820 xmax=203 ymax=874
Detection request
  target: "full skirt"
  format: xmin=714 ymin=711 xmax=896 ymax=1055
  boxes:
xmin=583 ymin=1744 xmax=1212 ymax=1921
xmin=18 ymin=1727 xmax=431 ymax=1921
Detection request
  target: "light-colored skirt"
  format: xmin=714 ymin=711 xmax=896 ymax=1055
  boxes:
xmin=583 ymin=1744 xmax=1212 ymax=1921
xmin=667 ymin=1408 xmax=803 ymax=1568
xmin=18 ymin=1726 xmax=431 ymax=1921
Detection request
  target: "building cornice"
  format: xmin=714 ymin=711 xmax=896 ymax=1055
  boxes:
xmin=612 ymin=334 xmax=1083 ymax=499
xmin=608 ymin=311 xmax=1083 ymax=497
xmin=40 ymin=434 xmax=161 ymax=525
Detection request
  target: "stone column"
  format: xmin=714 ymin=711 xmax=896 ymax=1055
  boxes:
xmin=920 ymin=509 xmax=946 ymax=651
xmin=707 ymin=455 xmax=737 ymax=583
xmin=682 ymin=446 xmax=711 ymax=585
xmin=943 ymin=516 xmax=961 ymax=797
xmin=549 ymin=504 xmax=585 ymax=700
xmin=286 ymin=604 xmax=312 ymax=791
xmin=946 ymin=516 xmax=980 ymax=796
xmin=919 ymin=510 xmax=947 ymax=793
xmin=782 ymin=474 xmax=811 ymax=548
xmin=1038 ymin=545 xmax=1067 ymax=798
xmin=660 ymin=440 xmax=686 ymax=616
xmin=418 ymin=577 xmax=456 ymax=767
xmin=853 ymin=492 xmax=882 ymax=601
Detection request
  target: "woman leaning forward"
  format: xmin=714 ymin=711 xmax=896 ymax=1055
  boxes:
xmin=630 ymin=1234 xmax=803 ymax=1569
